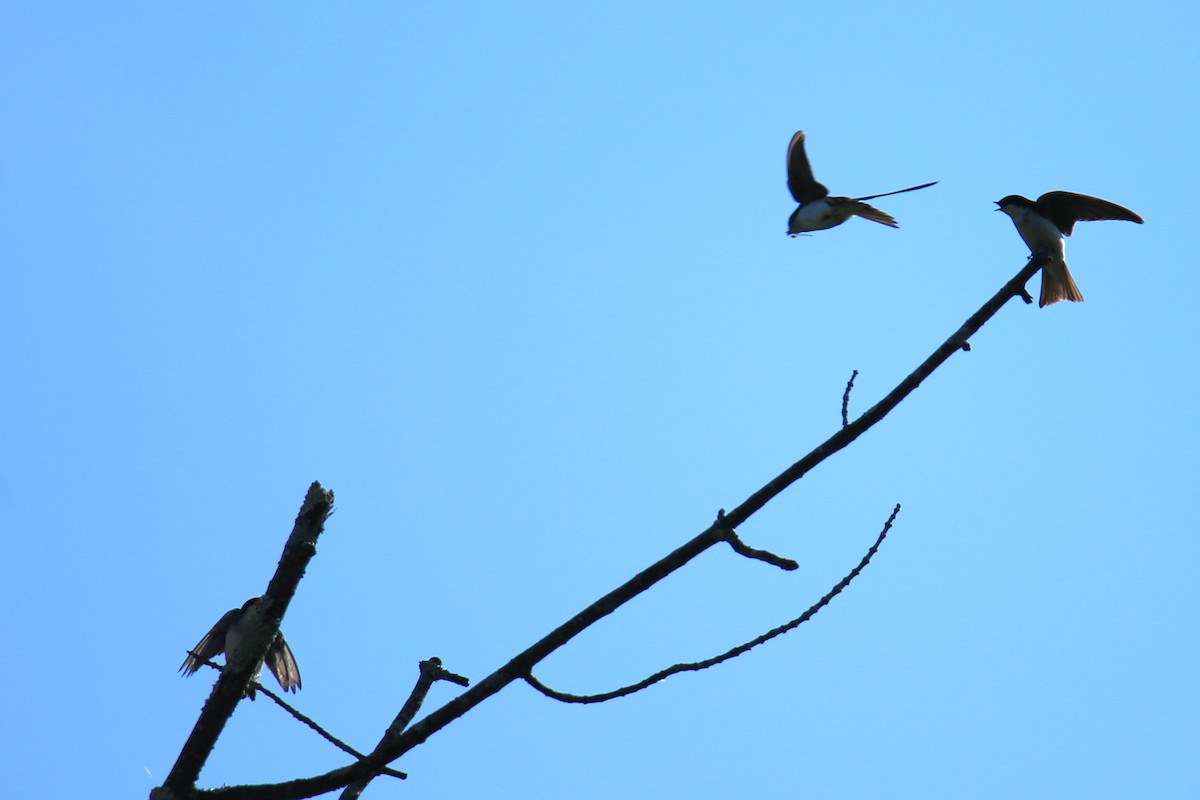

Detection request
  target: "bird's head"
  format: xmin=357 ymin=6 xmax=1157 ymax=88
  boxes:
xmin=995 ymin=195 xmax=1030 ymax=218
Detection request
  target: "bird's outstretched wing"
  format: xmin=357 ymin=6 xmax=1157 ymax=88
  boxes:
xmin=264 ymin=634 xmax=302 ymax=693
xmin=1037 ymin=191 xmax=1144 ymax=236
xmin=179 ymin=607 xmax=239 ymax=676
xmin=786 ymin=131 xmax=829 ymax=203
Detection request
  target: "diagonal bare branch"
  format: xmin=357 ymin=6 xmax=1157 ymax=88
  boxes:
xmin=188 ymin=257 xmax=1046 ymax=800
xmin=159 ymin=482 xmax=334 ymax=798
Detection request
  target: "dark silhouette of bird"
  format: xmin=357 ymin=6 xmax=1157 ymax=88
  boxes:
xmin=786 ymin=130 xmax=936 ymax=235
xmin=179 ymin=596 xmax=301 ymax=699
xmin=996 ymin=191 xmax=1143 ymax=306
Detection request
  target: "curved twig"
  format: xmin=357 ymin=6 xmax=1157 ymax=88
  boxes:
xmin=525 ymin=504 xmax=900 ymax=703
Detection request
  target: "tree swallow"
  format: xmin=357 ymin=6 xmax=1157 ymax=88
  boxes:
xmin=179 ymin=596 xmax=301 ymax=699
xmin=786 ymin=130 xmax=937 ymax=236
xmin=995 ymin=191 xmax=1144 ymax=307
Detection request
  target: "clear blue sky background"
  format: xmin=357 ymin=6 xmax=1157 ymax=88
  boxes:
xmin=3 ymin=3 xmax=1196 ymax=798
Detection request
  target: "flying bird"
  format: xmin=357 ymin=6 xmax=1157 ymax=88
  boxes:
xmin=786 ymin=130 xmax=937 ymax=235
xmin=179 ymin=596 xmax=301 ymax=699
xmin=995 ymin=191 xmax=1143 ymax=307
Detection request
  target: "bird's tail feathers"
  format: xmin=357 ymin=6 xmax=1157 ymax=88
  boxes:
xmin=1039 ymin=257 xmax=1084 ymax=307
xmin=850 ymin=202 xmax=899 ymax=228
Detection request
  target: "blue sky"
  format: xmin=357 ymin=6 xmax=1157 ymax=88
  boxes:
xmin=3 ymin=3 xmax=1197 ymax=798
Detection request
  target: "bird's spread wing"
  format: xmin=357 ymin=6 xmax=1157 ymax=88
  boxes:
xmin=1037 ymin=191 xmax=1144 ymax=236
xmin=853 ymin=181 xmax=938 ymax=202
xmin=786 ymin=131 xmax=829 ymax=203
xmin=179 ymin=607 xmax=239 ymax=676
xmin=265 ymin=634 xmax=302 ymax=692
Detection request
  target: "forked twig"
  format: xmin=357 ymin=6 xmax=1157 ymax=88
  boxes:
xmin=525 ymin=504 xmax=901 ymax=703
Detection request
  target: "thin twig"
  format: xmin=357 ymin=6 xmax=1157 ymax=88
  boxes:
xmin=525 ymin=504 xmax=901 ymax=703
xmin=713 ymin=514 xmax=798 ymax=570
xmin=841 ymin=369 xmax=858 ymax=427
xmin=187 ymin=657 xmax=404 ymax=778
xmin=260 ymin=687 xmax=409 ymax=782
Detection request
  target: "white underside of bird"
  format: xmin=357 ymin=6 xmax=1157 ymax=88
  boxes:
xmin=787 ymin=197 xmax=898 ymax=235
xmin=223 ymin=616 xmax=264 ymax=688
xmin=999 ymin=204 xmax=1081 ymax=305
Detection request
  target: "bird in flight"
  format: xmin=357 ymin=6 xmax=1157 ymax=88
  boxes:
xmin=786 ymin=130 xmax=937 ymax=236
xmin=179 ymin=596 xmax=301 ymax=699
xmin=995 ymin=191 xmax=1143 ymax=307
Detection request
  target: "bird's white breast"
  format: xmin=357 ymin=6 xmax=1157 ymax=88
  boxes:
xmin=789 ymin=199 xmax=841 ymax=233
xmin=1005 ymin=206 xmax=1065 ymax=257
xmin=224 ymin=613 xmax=264 ymax=680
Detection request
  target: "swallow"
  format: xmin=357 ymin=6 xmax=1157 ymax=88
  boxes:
xmin=995 ymin=191 xmax=1144 ymax=307
xmin=786 ymin=130 xmax=937 ymax=235
xmin=179 ymin=596 xmax=301 ymax=699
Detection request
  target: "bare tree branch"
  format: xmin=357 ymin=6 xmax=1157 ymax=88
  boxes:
xmin=177 ymin=257 xmax=1047 ymax=800
xmin=339 ymin=658 xmax=470 ymax=799
xmin=525 ymin=504 xmax=901 ymax=703
xmin=720 ymin=254 xmax=1045 ymax=532
xmin=158 ymin=482 xmax=334 ymax=798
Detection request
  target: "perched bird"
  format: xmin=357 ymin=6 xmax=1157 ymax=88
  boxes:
xmin=995 ymin=191 xmax=1144 ymax=307
xmin=786 ymin=130 xmax=937 ymax=235
xmin=179 ymin=596 xmax=301 ymax=699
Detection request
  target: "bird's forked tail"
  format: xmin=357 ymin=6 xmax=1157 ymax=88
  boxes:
xmin=1039 ymin=257 xmax=1085 ymax=307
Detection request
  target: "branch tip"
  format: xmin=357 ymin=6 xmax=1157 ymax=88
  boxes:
xmin=421 ymin=657 xmax=470 ymax=688
xmin=723 ymin=532 xmax=799 ymax=571
xmin=337 ymin=657 xmax=471 ymax=798
xmin=841 ymin=369 xmax=859 ymax=428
